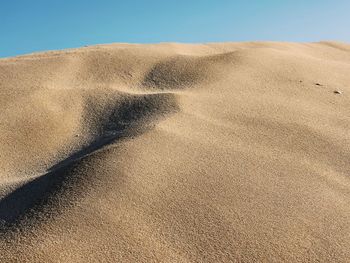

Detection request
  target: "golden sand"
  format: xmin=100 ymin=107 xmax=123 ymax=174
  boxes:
xmin=0 ymin=42 xmax=349 ymax=262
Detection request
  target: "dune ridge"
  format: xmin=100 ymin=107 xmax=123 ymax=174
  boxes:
xmin=0 ymin=42 xmax=350 ymax=262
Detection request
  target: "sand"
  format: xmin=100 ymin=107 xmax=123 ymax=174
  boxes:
xmin=0 ymin=42 xmax=349 ymax=262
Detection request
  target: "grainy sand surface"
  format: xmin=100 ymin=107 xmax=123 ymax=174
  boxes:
xmin=0 ymin=42 xmax=350 ymax=262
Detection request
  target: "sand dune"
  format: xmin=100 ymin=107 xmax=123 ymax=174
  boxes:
xmin=0 ymin=42 xmax=350 ymax=262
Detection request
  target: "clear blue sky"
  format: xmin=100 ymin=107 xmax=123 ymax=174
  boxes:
xmin=1 ymin=0 xmax=349 ymax=58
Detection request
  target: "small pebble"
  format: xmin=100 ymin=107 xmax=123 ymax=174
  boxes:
xmin=333 ymin=90 xmax=342 ymax=94
xmin=315 ymin=83 xmax=322 ymax=86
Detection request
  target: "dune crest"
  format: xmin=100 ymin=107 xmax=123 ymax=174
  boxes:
xmin=0 ymin=42 xmax=350 ymax=262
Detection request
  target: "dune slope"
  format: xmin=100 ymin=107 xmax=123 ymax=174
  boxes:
xmin=0 ymin=42 xmax=350 ymax=262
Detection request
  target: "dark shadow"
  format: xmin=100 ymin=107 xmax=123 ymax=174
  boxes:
xmin=0 ymin=92 xmax=179 ymax=232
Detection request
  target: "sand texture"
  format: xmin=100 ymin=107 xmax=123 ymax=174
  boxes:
xmin=0 ymin=42 xmax=350 ymax=262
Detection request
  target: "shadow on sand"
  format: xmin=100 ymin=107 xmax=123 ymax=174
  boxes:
xmin=0 ymin=92 xmax=178 ymax=231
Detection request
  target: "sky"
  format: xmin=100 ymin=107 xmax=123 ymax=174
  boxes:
xmin=1 ymin=0 xmax=349 ymax=58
